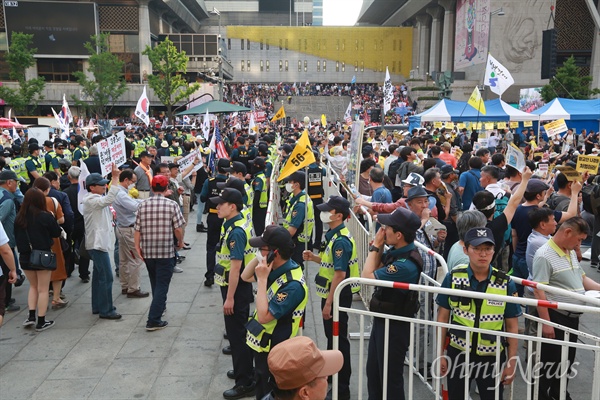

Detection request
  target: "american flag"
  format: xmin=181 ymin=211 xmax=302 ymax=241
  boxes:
xmin=208 ymin=125 xmax=229 ymax=174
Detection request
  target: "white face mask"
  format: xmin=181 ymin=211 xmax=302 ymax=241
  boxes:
xmin=285 ymin=183 xmax=294 ymax=193
xmin=320 ymin=211 xmax=333 ymax=223
xmin=128 ymin=183 xmax=136 ymax=191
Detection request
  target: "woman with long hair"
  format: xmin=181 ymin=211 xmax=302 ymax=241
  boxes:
xmin=15 ymin=188 xmax=61 ymax=331
xmin=32 ymin=178 xmax=68 ymax=309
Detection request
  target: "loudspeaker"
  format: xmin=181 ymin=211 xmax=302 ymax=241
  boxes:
xmin=541 ymin=29 xmax=557 ymax=80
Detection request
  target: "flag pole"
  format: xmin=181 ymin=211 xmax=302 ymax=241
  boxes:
xmin=304 ymin=165 xmax=309 ymax=274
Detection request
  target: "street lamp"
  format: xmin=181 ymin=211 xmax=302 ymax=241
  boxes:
xmin=485 ymin=7 xmax=504 ymax=98
xmin=210 ymin=7 xmax=223 ymax=101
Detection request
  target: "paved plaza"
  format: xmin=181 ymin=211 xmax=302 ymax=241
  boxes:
xmin=1 ymin=211 xmax=599 ymax=399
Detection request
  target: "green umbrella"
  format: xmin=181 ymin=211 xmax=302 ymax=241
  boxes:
xmin=176 ymin=100 xmax=252 ymax=115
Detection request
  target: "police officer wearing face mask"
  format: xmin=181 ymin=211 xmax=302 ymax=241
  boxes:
xmin=302 ymin=196 xmax=359 ymax=400
xmin=169 ymin=138 xmax=183 ymax=157
xmin=283 ymin=171 xmax=314 ymax=268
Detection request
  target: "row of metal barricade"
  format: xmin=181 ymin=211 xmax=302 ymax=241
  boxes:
xmin=265 ymin=158 xmax=600 ymax=399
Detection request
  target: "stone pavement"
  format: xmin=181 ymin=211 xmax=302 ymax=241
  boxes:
xmin=0 ymin=212 xmax=599 ymax=399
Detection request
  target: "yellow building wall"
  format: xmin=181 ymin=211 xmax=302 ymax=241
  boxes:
xmin=227 ymin=26 xmax=413 ymax=77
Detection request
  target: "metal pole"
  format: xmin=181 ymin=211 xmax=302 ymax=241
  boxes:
xmin=218 ymin=13 xmax=223 ymax=102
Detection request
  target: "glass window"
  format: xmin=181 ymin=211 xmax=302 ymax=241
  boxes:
xmin=266 ymin=39 xmax=269 ymax=50
xmin=354 ymin=61 xmax=358 ymax=72
xmin=285 ymin=60 xmax=288 ymax=71
xmin=360 ymin=61 xmax=364 ymax=72
xmin=260 ymin=60 xmax=264 ymax=71
xmin=241 ymin=39 xmax=244 ymax=50
xmin=279 ymin=60 xmax=283 ymax=72
xmin=336 ymin=61 xmax=339 ymax=72
xmin=266 ymin=60 xmax=270 ymax=71
xmin=342 ymin=62 xmax=345 ymax=72
xmin=260 ymin=40 xmax=263 ymax=50
xmin=228 ymin=38 xmax=231 ymax=50
xmin=304 ymin=60 xmax=307 ymax=72
xmin=298 ymin=60 xmax=302 ymax=72
xmin=323 ymin=60 xmax=326 ymax=72
xmin=247 ymin=60 xmax=251 ymax=71
xmin=247 ymin=39 xmax=250 ymax=50
xmin=317 ymin=60 xmax=320 ymax=72
xmin=241 ymin=60 xmax=245 ymax=71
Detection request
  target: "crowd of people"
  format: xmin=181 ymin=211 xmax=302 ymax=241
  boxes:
xmin=0 ymin=107 xmax=599 ymax=400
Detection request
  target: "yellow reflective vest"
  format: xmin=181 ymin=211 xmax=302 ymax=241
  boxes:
xmin=315 ymin=226 xmax=360 ymax=298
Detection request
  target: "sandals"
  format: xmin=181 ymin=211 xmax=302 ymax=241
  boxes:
xmin=51 ymin=299 xmax=69 ymax=310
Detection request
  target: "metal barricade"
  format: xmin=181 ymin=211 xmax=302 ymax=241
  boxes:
xmin=331 ymin=277 xmax=600 ymax=400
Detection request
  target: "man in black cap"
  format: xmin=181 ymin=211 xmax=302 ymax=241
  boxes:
xmin=43 ymin=140 xmax=55 ymax=171
xmin=49 ymin=141 xmax=66 ymax=176
xmin=283 ymin=171 xmax=314 ymax=267
xmin=210 ymin=188 xmax=256 ymax=399
xmin=217 ymin=177 xmax=253 ymax=229
xmin=302 ymin=196 xmax=358 ymax=400
xmin=199 ymin=158 xmax=230 ymax=286
xmin=72 ymin=136 xmax=89 ymax=166
xmin=24 ymin=143 xmax=44 ymax=187
xmin=436 ymin=227 xmax=521 ymax=399
xmin=250 ymin=157 xmax=269 ymax=236
xmin=362 ymin=207 xmax=423 ymax=400
xmin=241 ymin=225 xmax=307 ymax=399
xmin=225 ymin=161 xmax=253 ymax=216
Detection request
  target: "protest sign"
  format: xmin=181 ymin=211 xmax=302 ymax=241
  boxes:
xmin=446 ymin=122 xmax=455 ymax=129
xmin=346 ymin=121 xmax=365 ymax=190
xmin=160 ymin=156 xmax=176 ymax=164
xmin=556 ymin=166 xmax=582 ymax=181
xmin=434 ymin=122 xmax=443 ymax=129
xmin=457 ymin=123 xmax=466 ymax=130
xmin=484 ymin=122 xmax=494 ymax=130
xmin=538 ymin=163 xmax=548 ymax=178
xmin=98 ymin=131 xmax=126 ymax=176
xmin=178 ymin=150 xmax=202 ymax=178
xmin=576 ymin=155 xmax=600 ymax=174
xmin=543 ymin=119 xmax=568 ymax=137
xmin=523 ymin=120 xmax=533 ymax=127
xmin=506 ymin=143 xmax=526 ymax=172
xmin=509 ymin=121 xmax=519 ymax=129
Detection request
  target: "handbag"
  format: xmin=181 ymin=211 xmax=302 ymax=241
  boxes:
xmin=29 ymin=249 xmax=57 ymax=270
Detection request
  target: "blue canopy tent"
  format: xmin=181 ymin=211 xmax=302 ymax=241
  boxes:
xmin=530 ymin=98 xmax=600 ymax=137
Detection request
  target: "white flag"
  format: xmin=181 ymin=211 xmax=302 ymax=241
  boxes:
xmin=249 ymin=112 xmax=257 ymax=134
xmin=344 ymin=101 xmax=353 ymax=125
xmin=62 ymin=94 xmax=72 ymax=127
xmin=383 ymin=67 xmax=393 ymax=115
xmin=484 ymin=53 xmax=515 ymax=96
xmin=135 ymin=86 xmax=150 ymax=126
xmin=202 ymin=110 xmax=211 ymax=141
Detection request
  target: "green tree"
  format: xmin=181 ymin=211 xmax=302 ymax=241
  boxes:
xmin=73 ymin=33 xmax=127 ymax=120
xmin=541 ymin=56 xmax=600 ymax=102
xmin=142 ymin=38 xmax=199 ymax=122
xmin=0 ymin=32 xmax=45 ymax=115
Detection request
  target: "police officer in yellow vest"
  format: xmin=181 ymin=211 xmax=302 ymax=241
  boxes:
xmin=168 ymin=138 xmax=183 ymax=158
xmin=43 ymin=140 xmax=55 ymax=171
xmin=8 ymin=147 xmax=28 ymax=189
xmin=133 ymin=134 xmax=146 ymax=159
xmin=72 ymin=137 xmax=88 ymax=166
xmin=362 ymin=207 xmax=424 ymax=400
xmin=224 ymin=161 xmax=253 ymax=218
xmin=24 ymin=143 xmax=45 ymax=186
xmin=302 ymin=196 xmax=359 ymax=400
xmin=241 ymin=225 xmax=308 ymax=400
xmin=250 ymin=157 xmax=269 ymax=236
xmin=283 ymin=171 xmax=314 ymax=268
xmin=436 ymin=227 xmax=521 ymax=399
xmin=217 ymin=177 xmax=253 ymax=237
xmin=210 ymin=188 xmax=256 ymax=400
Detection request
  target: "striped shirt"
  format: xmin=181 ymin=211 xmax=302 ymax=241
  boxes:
xmin=134 ymin=194 xmax=185 ymax=259
xmin=532 ymin=238 xmax=586 ymax=306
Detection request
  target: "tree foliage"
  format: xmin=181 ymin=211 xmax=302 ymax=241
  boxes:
xmin=142 ymin=39 xmax=199 ymax=121
xmin=73 ymin=33 xmax=127 ymax=120
xmin=541 ymin=56 xmax=600 ymax=102
xmin=0 ymin=32 xmax=45 ymax=115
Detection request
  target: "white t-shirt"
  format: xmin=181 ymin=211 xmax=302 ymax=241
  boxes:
xmin=0 ymin=224 xmax=8 ymax=277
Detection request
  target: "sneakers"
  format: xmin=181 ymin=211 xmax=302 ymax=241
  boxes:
xmin=173 ymin=266 xmax=183 ymax=273
xmin=146 ymin=321 xmax=168 ymax=331
xmin=36 ymin=320 xmax=55 ymax=332
xmin=23 ymin=318 xmax=36 ymax=327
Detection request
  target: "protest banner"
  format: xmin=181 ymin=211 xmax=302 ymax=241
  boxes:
xmin=538 ymin=163 xmax=548 ymax=178
xmin=434 ymin=122 xmax=443 ymax=129
xmin=556 ymin=166 xmax=582 ymax=182
xmin=576 ymin=155 xmax=600 ymax=174
xmin=446 ymin=122 xmax=455 ymax=130
xmin=98 ymin=131 xmax=126 ymax=176
xmin=160 ymin=156 xmax=176 ymax=164
xmin=346 ymin=120 xmax=365 ymax=190
xmin=509 ymin=121 xmax=519 ymax=129
xmin=484 ymin=122 xmax=494 ymax=130
xmin=457 ymin=123 xmax=466 ymax=130
xmin=543 ymin=119 xmax=568 ymax=137
xmin=523 ymin=120 xmax=533 ymax=127
xmin=496 ymin=122 xmax=507 ymax=129
xmin=178 ymin=150 xmax=202 ymax=178
xmin=506 ymin=143 xmax=526 ymax=172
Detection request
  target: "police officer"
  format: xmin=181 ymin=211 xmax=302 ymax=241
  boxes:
xmin=133 ymin=133 xmax=146 ymax=159
xmin=283 ymin=171 xmax=314 ymax=267
xmin=231 ymin=137 xmax=251 ymax=171
xmin=24 ymin=143 xmax=45 ymax=187
xmin=72 ymin=136 xmax=88 ymax=166
xmin=241 ymin=225 xmax=308 ymax=399
xmin=200 ymin=158 xmax=229 ymax=286
xmin=217 ymin=177 xmax=253 ymax=236
xmin=362 ymin=207 xmax=423 ymax=400
xmin=250 ymin=157 xmax=269 ymax=236
xmin=168 ymin=138 xmax=183 ymax=157
xmin=210 ymin=188 xmax=256 ymax=400
xmin=224 ymin=161 xmax=253 ymax=213
xmin=50 ymin=141 xmax=66 ymax=176
xmin=302 ymin=196 xmax=359 ymax=400
xmin=43 ymin=140 xmax=55 ymax=171
xmin=307 ymin=156 xmax=326 ymax=248
xmin=436 ymin=227 xmax=520 ymax=400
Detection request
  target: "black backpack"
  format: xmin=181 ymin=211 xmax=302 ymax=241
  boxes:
xmin=582 ymin=177 xmax=600 ymax=215
xmin=387 ymin=158 xmax=404 ymax=185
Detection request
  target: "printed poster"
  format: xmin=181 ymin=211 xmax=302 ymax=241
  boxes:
xmin=455 ymin=0 xmax=491 ymax=70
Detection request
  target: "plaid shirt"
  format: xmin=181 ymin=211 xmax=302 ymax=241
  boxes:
xmin=134 ymin=194 xmax=185 ymax=259
xmin=415 ymin=228 xmax=437 ymax=279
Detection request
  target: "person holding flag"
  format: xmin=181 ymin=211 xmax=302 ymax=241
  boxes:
xmin=271 ymin=105 xmax=286 ymax=123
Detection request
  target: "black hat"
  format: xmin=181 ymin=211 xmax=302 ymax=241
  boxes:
xmin=249 ymin=225 xmax=294 ymax=252
xmin=526 ymin=179 xmax=549 ymax=194
xmin=0 ymin=170 xmax=18 ymax=181
xmin=217 ymin=158 xmax=230 ymax=171
xmin=217 ymin=177 xmax=246 ymax=197
xmin=257 ymin=144 xmax=269 ymax=155
xmin=464 ymin=227 xmax=495 ymax=247
xmin=440 ymin=164 xmax=459 ymax=177
xmin=28 ymin=143 xmax=40 ymax=152
xmin=139 ymin=151 xmax=152 ymax=158
xmin=317 ymin=196 xmax=350 ymax=214
xmin=209 ymin=187 xmax=243 ymax=207
xmin=43 ymin=140 xmax=54 ymax=148
xmin=28 ymin=138 xmax=39 ymax=145
xmin=86 ymin=173 xmax=109 ymax=187
xmin=280 ymin=144 xmax=293 ymax=154
xmin=249 ymin=157 xmax=266 ymax=170
xmin=224 ymin=161 xmax=247 ymax=175
xmin=377 ymin=208 xmax=421 ymax=233
xmin=286 ymin=171 xmax=305 ymax=184
xmin=406 ymin=186 xmax=429 ymax=202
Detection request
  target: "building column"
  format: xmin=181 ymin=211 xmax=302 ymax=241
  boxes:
xmin=416 ymin=14 xmax=431 ymax=79
xmin=426 ymin=6 xmax=444 ymax=76
xmin=439 ymin=0 xmax=456 ymax=73
xmin=412 ymin=21 xmax=420 ymax=76
xmin=139 ymin=0 xmax=152 ymax=84
xmin=592 ymin=2 xmax=600 ymax=92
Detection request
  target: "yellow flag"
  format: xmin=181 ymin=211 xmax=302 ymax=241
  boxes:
xmin=467 ymin=87 xmax=486 ymax=115
xmin=271 ymin=105 xmax=286 ymax=122
xmin=321 ymin=114 xmax=327 ymax=127
xmin=278 ymin=129 xmax=316 ymax=181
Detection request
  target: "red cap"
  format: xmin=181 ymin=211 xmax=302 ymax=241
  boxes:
xmin=152 ymin=175 xmax=169 ymax=189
